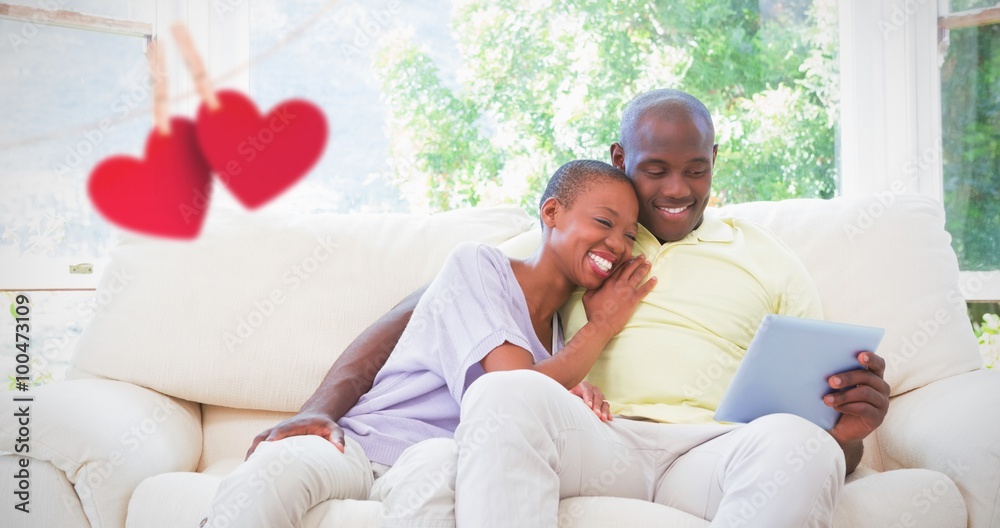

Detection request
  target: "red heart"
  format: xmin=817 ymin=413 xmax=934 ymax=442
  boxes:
xmin=195 ymin=90 xmax=328 ymax=209
xmin=88 ymin=118 xmax=212 ymax=239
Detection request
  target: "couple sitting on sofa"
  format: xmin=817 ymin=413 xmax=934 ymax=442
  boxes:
xmin=202 ymin=89 xmax=891 ymax=528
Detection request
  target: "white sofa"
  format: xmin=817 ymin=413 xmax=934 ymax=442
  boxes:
xmin=2 ymin=195 xmax=997 ymax=528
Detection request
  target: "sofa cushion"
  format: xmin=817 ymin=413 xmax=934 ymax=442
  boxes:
xmin=0 ymin=379 xmax=202 ymax=528
xmin=833 ymin=468 xmax=967 ymax=527
xmin=199 ymin=405 xmax=294 ymax=472
xmin=70 ymin=206 xmax=533 ymax=411
xmin=717 ymin=195 xmax=982 ymax=396
xmin=127 ymin=471 xmax=380 ymax=528
xmin=0 ymin=456 xmax=91 ymax=528
xmin=126 ymin=466 xmax=965 ymax=528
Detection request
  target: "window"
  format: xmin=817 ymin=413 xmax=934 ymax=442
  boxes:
xmin=0 ymin=1 xmax=154 ymax=385
xmin=838 ymin=0 xmax=999 ymax=303
xmin=939 ymin=1 xmax=1000 ymax=355
xmin=248 ymin=0 xmax=840 ymax=214
xmin=0 ymin=1 xmax=154 ymax=286
xmin=939 ymin=2 xmax=1000 ymax=273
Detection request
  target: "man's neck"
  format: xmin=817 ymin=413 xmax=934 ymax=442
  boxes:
xmin=653 ymin=215 xmax=705 ymax=245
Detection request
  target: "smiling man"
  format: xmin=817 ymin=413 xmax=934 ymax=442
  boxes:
xmin=453 ymin=89 xmax=890 ymax=527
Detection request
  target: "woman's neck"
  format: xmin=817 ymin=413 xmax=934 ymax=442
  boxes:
xmin=510 ymin=248 xmax=576 ymax=325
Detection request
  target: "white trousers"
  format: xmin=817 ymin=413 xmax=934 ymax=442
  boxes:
xmin=455 ymin=370 xmax=846 ymax=528
xmin=203 ymin=435 xmax=458 ymax=528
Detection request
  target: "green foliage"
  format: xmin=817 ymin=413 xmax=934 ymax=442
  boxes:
xmin=374 ymin=1 xmax=840 ymax=212
xmin=973 ymin=313 xmax=1000 ymax=369
xmin=941 ymin=24 xmax=1000 ymax=271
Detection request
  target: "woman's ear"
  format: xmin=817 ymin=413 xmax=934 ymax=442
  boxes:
xmin=540 ymin=197 xmax=561 ymax=230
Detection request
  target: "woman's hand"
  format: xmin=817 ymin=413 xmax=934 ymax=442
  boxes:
xmin=570 ymin=381 xmax=612 ymax=422
xmin=245 ymin=412 xmax=345 ymax=460
xmin=582 ymin=254 xmax=656 ymax=336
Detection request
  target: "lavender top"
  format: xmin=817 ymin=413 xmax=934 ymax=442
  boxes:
xmin=339 ymin=242 xmax=562 ymax=466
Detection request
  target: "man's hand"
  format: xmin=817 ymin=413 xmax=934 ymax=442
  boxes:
xmin=825 ymin=351 xmax=890 ymax=446
xmin=570 ymin=381 xmax=613 ymax=422
xmin=245 ymin=412 xmax=346 ymax=460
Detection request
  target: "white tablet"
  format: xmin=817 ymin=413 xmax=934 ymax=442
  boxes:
xmin=714 ymin=315 xmax=886 ymax=430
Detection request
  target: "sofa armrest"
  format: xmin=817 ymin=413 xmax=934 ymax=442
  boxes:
xmin=870 ymin=369 xmax=1000 ymax=528
xmin=0 ymin=379 xmax=202 ymax=528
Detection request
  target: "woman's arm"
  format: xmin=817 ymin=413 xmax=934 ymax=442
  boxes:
xmin=480 ymin=256 xmax=654 ymax=389
xmin=246 ymin=285 xmax=427 ymax=458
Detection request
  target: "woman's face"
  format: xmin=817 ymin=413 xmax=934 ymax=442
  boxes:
xmin=546 ymin=178 xmax=640 ymax=290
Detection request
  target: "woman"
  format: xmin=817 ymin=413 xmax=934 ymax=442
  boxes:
xmin=202 ymin=159 xmax=655 ymax=527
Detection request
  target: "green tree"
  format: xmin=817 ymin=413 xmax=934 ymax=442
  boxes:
xmin=374 ymin=0 xmax=839 ymax=213
xmin=941 ymin=23 xmax=1000 ymax=271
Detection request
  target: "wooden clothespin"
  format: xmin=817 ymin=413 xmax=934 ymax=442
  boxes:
xmin=147 ymin=38 xmax=170 ymax=135
xmin=171 ymin=24 xmax=221 ymax=111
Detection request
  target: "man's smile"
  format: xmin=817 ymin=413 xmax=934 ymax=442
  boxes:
xmin=655 ymin=204 xmax=693 ymax=216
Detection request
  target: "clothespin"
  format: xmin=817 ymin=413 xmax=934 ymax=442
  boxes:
xmin=171 ymin=24 xmax=221 ymax=111
xmin=147 ymin=38 xmax=170 ymax=135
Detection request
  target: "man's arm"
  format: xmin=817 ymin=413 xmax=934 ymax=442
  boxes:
xmin=245 ymin=285 xmax=427 ymax=458
xmin=769 ymin=236 xmax=889 ymax=475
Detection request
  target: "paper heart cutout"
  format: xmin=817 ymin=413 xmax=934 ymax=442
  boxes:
xmin=195 ymin=90 xmax=328 ymax=209
xmin=88 ymin=118 xmax=212 ymax=239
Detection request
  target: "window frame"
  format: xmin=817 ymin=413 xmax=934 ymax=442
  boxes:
xmin=838 ymin=0 xmax=1000 ymax=302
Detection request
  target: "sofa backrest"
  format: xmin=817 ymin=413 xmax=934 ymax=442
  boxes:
xmin=715 ymin=194 xmax=982 ymax=396
xmin=71 ymin=194 xmax=983 ymax=416
xmin=70 ymin=205 xmax=535 ymax=411
xmin=497 ymin=194 xmax=983 ymax=397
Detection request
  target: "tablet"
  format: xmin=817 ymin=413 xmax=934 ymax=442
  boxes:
xmin=714 ymin=315 xmax=885 ymax=430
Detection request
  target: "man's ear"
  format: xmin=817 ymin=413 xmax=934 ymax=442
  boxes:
xmin=610 ymin=143 xmax=626 ymax=171
xmin=540 ymin=197 xmax=561 ymax=229
xmin=712 ymin=143 xmax=719 ymax=166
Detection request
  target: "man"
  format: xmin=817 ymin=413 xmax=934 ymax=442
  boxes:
xmin=248 ymin=89 xmax=890 ymax=527
xmin=452 ymin=89 xmax=890 ymax=527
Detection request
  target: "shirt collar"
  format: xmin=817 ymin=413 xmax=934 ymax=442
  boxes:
xmin=635 ymin=210 xmax=734 ymax=253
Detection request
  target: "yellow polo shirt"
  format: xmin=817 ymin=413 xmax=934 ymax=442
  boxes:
xmin=559 ymin=212 xmax=823 ymax=424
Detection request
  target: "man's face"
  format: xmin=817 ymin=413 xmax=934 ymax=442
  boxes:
xmin=611 ymin=112 xmax=718 ymax=243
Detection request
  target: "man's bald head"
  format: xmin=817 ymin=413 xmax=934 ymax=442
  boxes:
xmin=618 ymin=89 xmax=715 ymax=151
